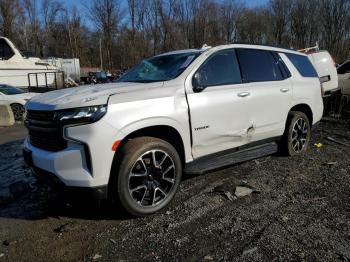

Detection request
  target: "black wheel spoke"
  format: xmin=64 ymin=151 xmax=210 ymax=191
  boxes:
xmin=291 ymin=117 xmax=308 ymax=153
xmin=128 ymin=149 xmax=176 ymax=207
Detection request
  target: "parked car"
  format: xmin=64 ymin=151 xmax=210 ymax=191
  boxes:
xmin=299 ymin=46 xmax=338 ymax=96
xmin=337 ymin=60 xmax=350 ymax=96
xmin=80 ymin=71 xmax=110 ymax=85
xmin=23 ymin=44 xmax=323 ymax=216
xmin=0 ymin=84 xmax=37 ymax=120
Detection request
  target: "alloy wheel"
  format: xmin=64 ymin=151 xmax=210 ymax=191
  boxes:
xmin=291 ymin=118 xmax=308 ymax=153
xmin=11 ymin=104 xmax=25 ymax=121
xmin=128 ymin=150 xmax=176 ymax=207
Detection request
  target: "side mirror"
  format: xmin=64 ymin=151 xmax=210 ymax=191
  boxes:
xmin=192 ymin=72 xmax=206 ymax=93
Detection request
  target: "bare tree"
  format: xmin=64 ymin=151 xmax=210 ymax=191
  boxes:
xmin=23 ymin=0 xmax=42 ymax=56
xmin=0 ymin=0 xmax=21 ymax=39
xmin=221 ymin=0 xmax=244 ymax=43
xmin=1 ymin=0 xmax=349 ymax=69
xmin=88 ymin=0 xmax=123 ymax=70
xmin=319 ymin=0 xmax=350 ymax=61
xmin=269 ymin=0 xmax=292 ymax=45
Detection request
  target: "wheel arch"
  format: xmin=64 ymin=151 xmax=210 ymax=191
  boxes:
xmin=108 ymin=125 xmax=187 ymax=199
xmin=10 ymin=102 xmax=25 ymax=107
xmin=289 ymin=103 xmax=313 ymax=125
xmin=119 ymin=125 xmax=186 ymax=165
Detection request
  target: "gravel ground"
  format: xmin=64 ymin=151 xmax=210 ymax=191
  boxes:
xmin=0 ymin=119 xmax=349 ymax=261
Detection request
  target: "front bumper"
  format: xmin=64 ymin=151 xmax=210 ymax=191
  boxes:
xmin=29 ymin=164 xmax=108 ymax=200
xmin=23 ymin=119 xmax=123 ymax=191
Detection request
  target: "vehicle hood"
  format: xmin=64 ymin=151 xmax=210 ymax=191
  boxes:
xmin=5 ymin=92 xmax=38 ymax=102
xmin=26 ymin=82 xmax=163 ymax=111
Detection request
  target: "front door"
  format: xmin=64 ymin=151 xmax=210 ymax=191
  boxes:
xmin=185 ymin=50 xmax=252 ymax=158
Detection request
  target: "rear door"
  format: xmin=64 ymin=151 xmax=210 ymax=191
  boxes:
xmin=186 ymin=50 xmax=252 ymax=158
xmin=338 ymin=61 xmax=350 ymax=96
xmin=235 ymin=48 xmax=293 ymax=141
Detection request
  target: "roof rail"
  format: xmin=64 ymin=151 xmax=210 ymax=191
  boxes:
xmin=231 ymin=42 xmax=296 ymax=52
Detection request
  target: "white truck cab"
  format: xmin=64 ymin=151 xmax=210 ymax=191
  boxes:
xmin=23 ymin=44 xmax=324 ymax=216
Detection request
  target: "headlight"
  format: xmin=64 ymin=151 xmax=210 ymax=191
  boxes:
xmin=54 ymin=105 xmax=107 ymax=125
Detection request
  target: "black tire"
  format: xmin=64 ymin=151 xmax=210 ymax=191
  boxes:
xmin=279 ymin=111 xmax=311 ymax=156
xmin=115 ymin=137 xmax=182 ymax=217
xmin=10 ymin=103 xmax=25 ymax=121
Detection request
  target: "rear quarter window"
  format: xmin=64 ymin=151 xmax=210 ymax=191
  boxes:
xmin=285 ymin=53 xmax=318 ymax=78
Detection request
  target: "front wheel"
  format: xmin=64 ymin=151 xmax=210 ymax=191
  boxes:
xmin=10 ymin=103 xmax=25 ymax=121
xmin=115 ymin=137 xmax=182 ymax=217
xmin=280 ymin=111 xmax=311 ymax=156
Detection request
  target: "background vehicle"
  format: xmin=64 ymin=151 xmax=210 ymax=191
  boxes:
xmin=80 ymin=71 xmax=110 ymax=85
xmin=299 ymin=45 xmax=338 ymax=96
xmin=23 ymin=44 xmax=323 ymax=216
xmin=337 ymin=60 xmax=350 ymax=96
xmin=0 ymin=37 xmax=58 ymax=88
xmin=0 ymin=84 xmax=37 ymax=120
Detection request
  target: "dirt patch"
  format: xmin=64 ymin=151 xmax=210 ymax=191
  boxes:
xmin=0 ymin=119 xmax=349 ymax=261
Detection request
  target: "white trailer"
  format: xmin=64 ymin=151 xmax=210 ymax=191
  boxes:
xmin=43 ymin=58 xmax=81 ymax=83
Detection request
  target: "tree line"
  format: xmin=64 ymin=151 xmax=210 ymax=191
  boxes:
xmin=0 ymin=0 xmax=349 ymax=70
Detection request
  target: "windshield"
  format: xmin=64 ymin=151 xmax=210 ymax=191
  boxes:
xmin=0 ymin=85 xmax=24 ymax=95
xmin=118 ymin=51 xmax=202 ymax=83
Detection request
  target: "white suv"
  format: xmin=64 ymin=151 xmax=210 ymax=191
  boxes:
xmin=23 ymin=44 xmax=323 ymax=216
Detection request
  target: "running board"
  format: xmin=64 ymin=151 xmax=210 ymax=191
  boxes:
xmin=184 ymin=142 xmax=278 ymax=175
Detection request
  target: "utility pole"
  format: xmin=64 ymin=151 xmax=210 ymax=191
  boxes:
xmin=99 ymin=38 xmax=103 ymax=70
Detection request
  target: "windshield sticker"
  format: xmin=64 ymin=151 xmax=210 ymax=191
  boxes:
xmin=180 ymin=55 xmax=195 ymax=69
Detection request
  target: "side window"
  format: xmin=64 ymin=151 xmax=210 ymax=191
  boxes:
xmin=337 ymin=62 xmax=350 ymax=74
xmin=195 ymin=50 xmax=241 ymax=87
xmin=285 ymin=53 xmax=318 ymax=77
xmin=0 ymin=39 xmax=14 ymax=60
xmin=236 ymin=49 xmax=283 ymax=82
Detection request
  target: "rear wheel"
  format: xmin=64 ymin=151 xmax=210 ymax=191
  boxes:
xmin=115 ymin=137 xmax=182 ymax=217
xmin=280 ymin=111 xmax=311 ymax=156
xmin=10 ymin=103 xmax=25 ymax=121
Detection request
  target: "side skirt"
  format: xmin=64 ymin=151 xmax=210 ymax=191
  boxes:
xmin=184 ymin=138 xmax=280 ymax=175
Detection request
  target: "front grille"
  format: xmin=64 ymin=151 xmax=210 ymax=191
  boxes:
xmin=25 ymin=110 xmax=67 ymax=152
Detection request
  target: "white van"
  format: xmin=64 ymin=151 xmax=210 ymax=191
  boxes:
xmin=299 ymin=46 xmax=338 ymax=96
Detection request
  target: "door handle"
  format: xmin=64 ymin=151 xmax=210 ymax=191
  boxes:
xmin=237 ymin=92 xmax=250 ymax=98
xmin=280 ymin=88 xmax=290 ymax=93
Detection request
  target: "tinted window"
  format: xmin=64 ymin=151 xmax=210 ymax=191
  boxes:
xmin=236 ymin=49 xmax=283 ymax=82
xmin=0 ymin=39 xmax=14 ymax=60
xmin=337 ymin=62 xmax=350 ymax=74
xmin=0 ymin=85 xmax=24 ymax=95
xmin=195 ymin=50 xmax=241 ymax=87
xmin=285 ymin=53 xmax=318 ymax=77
